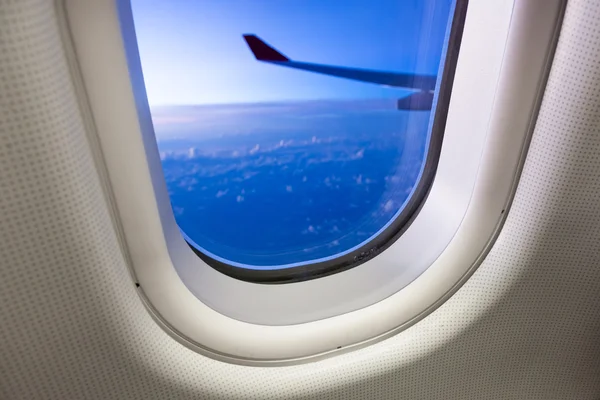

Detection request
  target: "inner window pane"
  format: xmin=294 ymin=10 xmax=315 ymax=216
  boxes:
xmin=131 ymin=0 xmax=455 ymax=269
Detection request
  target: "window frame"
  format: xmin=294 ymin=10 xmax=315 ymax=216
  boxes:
xmin=61 ymin=0 xmax=565 ymax=364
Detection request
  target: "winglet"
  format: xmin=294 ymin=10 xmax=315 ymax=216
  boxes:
xmin=243 ymin=34 xmax=289 ymax=62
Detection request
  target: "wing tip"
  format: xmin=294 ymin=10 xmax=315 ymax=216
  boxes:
xmin=243 ymin=34 xmax=289 ymax=62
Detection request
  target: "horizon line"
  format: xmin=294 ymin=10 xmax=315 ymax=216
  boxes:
xmin=148 ymin=96 xmax=409 ymax=109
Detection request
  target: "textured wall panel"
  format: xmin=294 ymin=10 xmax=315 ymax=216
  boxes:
xmin=1 ymin=0 xmax=600 ymax=399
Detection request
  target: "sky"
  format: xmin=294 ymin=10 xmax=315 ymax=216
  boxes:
xmin=130 ymin=0 xmax=454 ymax=106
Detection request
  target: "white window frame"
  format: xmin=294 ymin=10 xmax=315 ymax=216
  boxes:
xmin=60 ymin=0 xmax=565 ymax=364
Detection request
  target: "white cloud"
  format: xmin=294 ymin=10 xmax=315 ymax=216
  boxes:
xmin=215 ymin=189 xmax=228 ymax=198
xmin=383 ymin=199 xmax=394 ymax=212
xmin=249 ymin=144 xmax=260 ymax=155
xmin=352 ymin=148 xmax=365 ymax=159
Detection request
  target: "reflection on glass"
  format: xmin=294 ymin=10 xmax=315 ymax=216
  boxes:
xmin=132 ymin=0 xmax=455 ymax=268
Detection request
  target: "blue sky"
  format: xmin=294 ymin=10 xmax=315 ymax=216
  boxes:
xmin=131 ymin=0 xmax=453 ymax=105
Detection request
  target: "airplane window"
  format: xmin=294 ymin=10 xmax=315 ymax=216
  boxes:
xmin=131 ymin=0 xmax=460 ymax=282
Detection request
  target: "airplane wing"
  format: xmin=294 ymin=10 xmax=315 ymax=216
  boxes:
xmin=242 ymin=34 xmax=437 ymax=110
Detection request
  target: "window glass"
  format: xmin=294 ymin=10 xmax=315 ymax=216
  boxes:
xmin=132 ymin=0 xmax=456 ymax=271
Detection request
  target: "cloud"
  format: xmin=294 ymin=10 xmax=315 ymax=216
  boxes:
xmin=215 ymin=189 xmax=228 ymax=198
xmin=236 ymin=195 xmax=244 ymax=203
xmin=302 ymin=225 xmax=318 ymax=235
xmin=249 ymin=144 xmax=260 ymax=155
xmin=383 ymin=199 xmax=394 ymax=212
xmin=286 ymin=185 xmax=293 ymax=193
xmin=352 ymin=148 xmax=365 ymax=159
